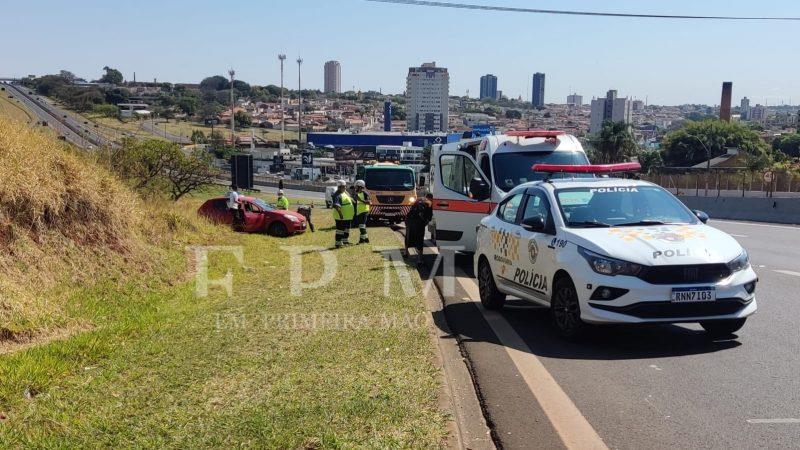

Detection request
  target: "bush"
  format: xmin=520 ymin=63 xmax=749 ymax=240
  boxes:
xmin=92 ymin=104 xmax=119 ymax=118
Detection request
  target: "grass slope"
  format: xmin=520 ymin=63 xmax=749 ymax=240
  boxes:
xmin=0 ymin=118 xmax=447 ymax=450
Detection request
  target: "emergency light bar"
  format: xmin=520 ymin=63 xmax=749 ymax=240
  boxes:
xmin=507 ymin=130 xmax=565 ymax=139
xmin=532 ymin=162 xmax=642 ymax=173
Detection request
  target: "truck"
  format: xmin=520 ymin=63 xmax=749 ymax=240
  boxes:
xmin=356 ymin=162 xmax=418 ymax=224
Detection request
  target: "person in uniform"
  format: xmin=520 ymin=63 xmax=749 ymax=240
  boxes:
xmin=276 ymin=190 xmax=289 ymax=210
xmin=403 ymin=193 xmax=434 ymax=264
xmin=331 ymin=180 xmax=355 ymax=248
xmin=353 ymin=179 xmax=371 ymax=244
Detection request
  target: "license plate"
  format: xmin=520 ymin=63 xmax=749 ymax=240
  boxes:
xmin=671 ymin=287 xmax=716 ymax=303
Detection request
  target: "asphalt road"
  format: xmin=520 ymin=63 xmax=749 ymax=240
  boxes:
xmin=419 ymin=219 xmax=800 ymax=449
xmin=3 ymin=83 xmax=113 ymax=148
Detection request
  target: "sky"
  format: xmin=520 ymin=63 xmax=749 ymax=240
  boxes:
xmin=2 ymin=0 xmax=799 ymax=106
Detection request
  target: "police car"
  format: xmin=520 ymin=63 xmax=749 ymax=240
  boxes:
xmin=474 ymin=163 xmax=758 ymax=339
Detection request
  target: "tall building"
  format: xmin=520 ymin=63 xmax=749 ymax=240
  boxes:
xmin=589 ymin=89 xmax=632 ymax=134
xmin=740 ymin=97 xmax=751 ymax=120
xmin=750 ymin=104 xmax=767 ymax=122
xmin=479 ymin=74 xmax=498 ymax=100
xmin=323 ymin=60 xmax=341 ymax=94
xmin=532 ymin=73 xmax=545 ymax=108
xmin=632 ymin=100 xmax=645 ymax=112
xmin=406 ymin=62 xmax=449 ymax=132
xmin=567 ymin=93 xmax=583 ymax=107
xmin=720 ymin=81 xmax=733 ymax=122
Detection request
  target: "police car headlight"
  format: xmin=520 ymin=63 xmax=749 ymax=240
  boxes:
xmin=727 ymin=250 xmax=750 ymax=273
xmin=578 ymin=247 xmax=643 ymax=277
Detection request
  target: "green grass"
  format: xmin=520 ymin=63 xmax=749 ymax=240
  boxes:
xmin=0 ymin=190 xmax=447 ymax=448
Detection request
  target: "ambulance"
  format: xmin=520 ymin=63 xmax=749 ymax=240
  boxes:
xmin=429 ymin=131 xmax=589 ymax=252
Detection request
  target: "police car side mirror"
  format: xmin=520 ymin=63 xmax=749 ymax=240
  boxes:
xmin=521 ymin=216 xmax=546 ymax=232
xmin=693 ymin=210 xmax=709 ymax=224
xmin=469 ymin=177 xmax=491 ymax=201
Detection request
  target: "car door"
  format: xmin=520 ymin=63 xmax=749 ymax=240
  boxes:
xmin=486 ymin=192 xmax=525 ymax=285
xmin=241 ymin=201 xmax=264 ymax=233
xmin=512 ymin=189 xmax=559 ymax=303
xmin=432 ymin=150 xmax=492 ymax=252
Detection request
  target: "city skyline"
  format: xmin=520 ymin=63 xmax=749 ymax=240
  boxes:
xmin=1 ymin=0 xmax=799 ymax=106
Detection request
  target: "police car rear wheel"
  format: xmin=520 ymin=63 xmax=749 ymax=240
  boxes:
xmin=551 ymin=277 xmax=585 ymax=339
xmin=478 ymin=259 xmax=506 ymax=310
xmin=700 ymin=318 xmax=746 ymax=337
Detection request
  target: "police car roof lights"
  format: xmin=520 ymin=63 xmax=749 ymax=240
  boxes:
xmin=531 ymin=162 xmax=642 ymax=174
xmin=507 ymin=130 xmax=565 ymax=139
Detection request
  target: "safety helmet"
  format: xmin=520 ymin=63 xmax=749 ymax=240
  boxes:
xmin=355 ymin=180 xmax=366 ymax=188
xmin=337 ymin=180 xmax=347 ymax=187
xmin=278 ymin=189 xmax=284 ymax=195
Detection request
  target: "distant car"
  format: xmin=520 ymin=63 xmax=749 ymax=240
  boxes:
xmin=198 ymin=196 xmax=307 ymax=237
xmin=57 ymin=135 xmax=67 ymax=141
xmin=63 ymin=114 xmax=67 ymax=118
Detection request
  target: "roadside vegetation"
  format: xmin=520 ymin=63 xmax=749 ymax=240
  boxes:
xmin=0 ymin=118 xmax=447 ymax=447
xmin=0 ymin=93 xmax=35 ymax=125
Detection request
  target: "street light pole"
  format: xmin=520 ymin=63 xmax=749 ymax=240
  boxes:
xmin=278 ymin=54 xmax=286 ymax=149
xmin=228 ymin=68 xmax=235 ymax=148
xmin=690 ymin=134 xmax=711 ymax=196
xmin=297 ymin=57 xmax=303 ymax=146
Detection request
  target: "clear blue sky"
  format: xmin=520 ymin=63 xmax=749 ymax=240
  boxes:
xmin=2 ymin=0 xmax=798 ymax=106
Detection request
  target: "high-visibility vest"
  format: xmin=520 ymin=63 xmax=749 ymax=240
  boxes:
xmin=333 ymin=191 xmax=355 ymax=221
xmin=276 ymin=196 xmax=289 ymax=210
xmin=356 ymin=191 xmax=370 ymax=215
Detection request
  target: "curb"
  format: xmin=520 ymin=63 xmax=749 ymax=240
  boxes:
xmin=391 ymin=226 xmax=495 ymax=450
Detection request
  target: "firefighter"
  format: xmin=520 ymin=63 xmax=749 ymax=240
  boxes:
xmin=353 ymin=179 xmax=371 ymax=244
xmin=331 ymin=180 xmax=355 ymax=248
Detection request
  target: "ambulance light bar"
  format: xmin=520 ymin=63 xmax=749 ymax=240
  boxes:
xmin=532 ymin=162 xmax=642 ymax=173
xmin=507 ymin=130 xmax=565 ymax=139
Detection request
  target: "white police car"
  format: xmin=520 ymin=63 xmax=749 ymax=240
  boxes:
xmin=474 ymin=163 xmax=758 ymax=339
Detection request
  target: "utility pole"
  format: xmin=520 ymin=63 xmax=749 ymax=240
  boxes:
xmin=297 ymin=57 xmax=303 ymax=145
xmin=278 ymin=54 xmax=286 ymax=149
xmin=228 ymin=68 xmax=235 ymax=148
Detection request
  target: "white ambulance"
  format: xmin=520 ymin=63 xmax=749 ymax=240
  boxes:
xmin=429 ymin=131 xmax=589 ymax=253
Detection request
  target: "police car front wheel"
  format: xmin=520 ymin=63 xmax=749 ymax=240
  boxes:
xmin=478 ymin=258 xmax=506 ymax=310
xmin=551 ymin=277 xmax=586 ymax=339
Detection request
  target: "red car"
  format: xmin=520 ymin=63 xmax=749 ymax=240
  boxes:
xmin=198 ymin=196 xmax=307 ymax=237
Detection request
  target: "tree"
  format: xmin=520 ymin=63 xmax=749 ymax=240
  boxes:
xmin=199 ymin=75 xmax=229 ymax=91
xmin=99 ymin=66 xmax=123 ymax=84
xmin=110 ymin=138 xmax=177 ymax=191
xmin=773 ymin=133 xmax=800 ymax=158
xmin=164 ymin=150 xmax=217 ymax=200
xmin=190 ymin=130 xmax=207 ymax=144
xmin=177 ymin=96 xmax=199 ymax=116
xmin=662 ymin=120 xmax=771 ymax=169
xmin=505 ymin=109 xmax=522 ymax=119
xmin=587 ymin=121 xmax=638 ymax=164
xmin=232 ymin=79 xmax=251 ymax=96
xmin=208 ymin=130 xmax=226 ymax=148
xmin=637 ymin=149 xmax=664 ymax=173
xmin=59 ymin=70 xmax=77 ymax=83
xmin=234 ymin=110 xmax=252 ymax=128
xmin=92 ymin=104 xmax=119 ymax=118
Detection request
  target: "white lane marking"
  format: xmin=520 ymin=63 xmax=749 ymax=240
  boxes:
xmin=649 ymin=364 xmax=662 ymax=371
xmin=728 ymin=233 xmax=748 ymax=238
xmin=454 ymin=275 xmax=608 ymax=450
xmin=712 ymin=220 xmax=800 ymax=231
xmin=774 ymin=270 xmax=800 ymax=277
xmin=747 ymin=418 xmax=800 ymax=424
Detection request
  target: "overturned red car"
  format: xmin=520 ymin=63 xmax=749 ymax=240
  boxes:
xmin=198 ymin=196 xmax=307 ymax=237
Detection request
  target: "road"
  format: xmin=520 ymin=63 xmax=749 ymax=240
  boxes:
xmin=418 ymin=219 xmax=800 ymax=449
xmin=140 ymin=119 xmax=191 ymax=144
xmin=3 ymin=83 xmax=114 ymax=148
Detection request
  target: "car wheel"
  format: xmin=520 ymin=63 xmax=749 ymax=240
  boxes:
xmin=700 ymin=318 xmax=746 ymax=337
xmin=478 ymin=258 xmax=506 ymax=310
xmin=267 ymin=221 xmax=289 ymax=237
xmin=551 ymin=276 xmax=585 ymax=339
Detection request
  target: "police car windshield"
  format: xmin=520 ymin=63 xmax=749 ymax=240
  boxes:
xmin=492 ymin=151 xmax=590 ymax=191
xmin=555 ymin=185 xmax=698 ymax=228
xmin=364 ymin=169 xmax=415 ymax=191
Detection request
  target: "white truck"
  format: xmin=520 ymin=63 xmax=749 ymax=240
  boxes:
xmin=429 ymin=130 xmax=589 ymax=253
